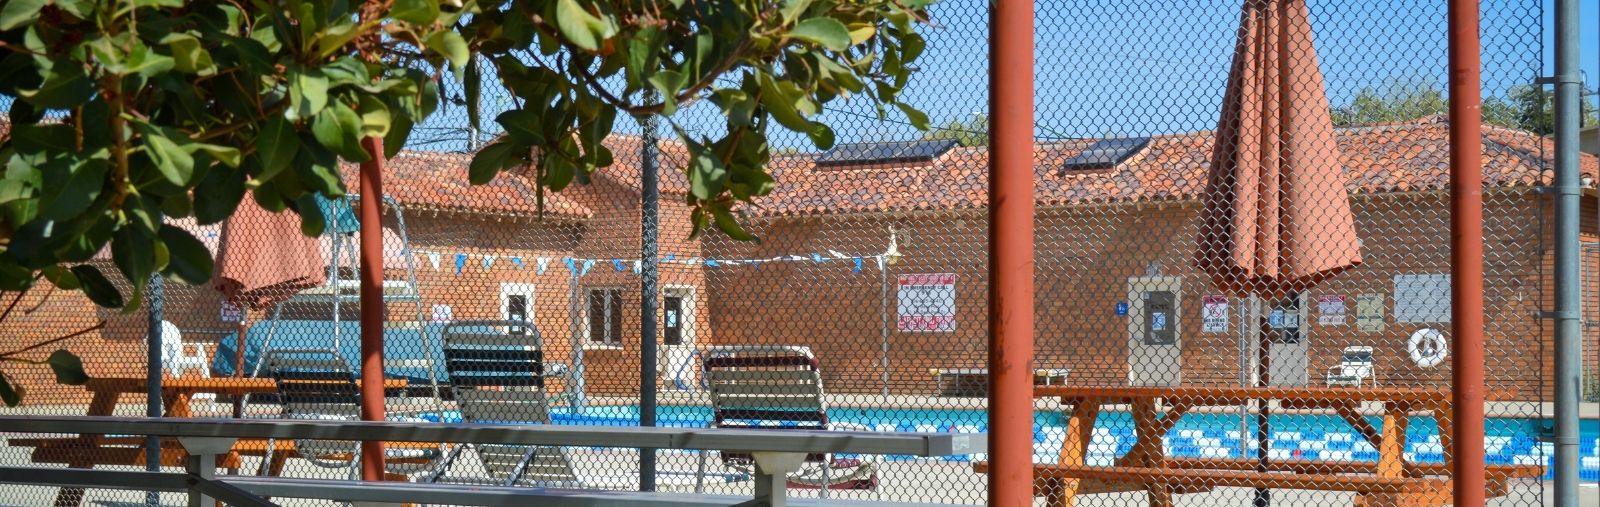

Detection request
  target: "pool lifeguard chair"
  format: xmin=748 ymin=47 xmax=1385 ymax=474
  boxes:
xmin=1325 ymin=346 xmax=1375 ymax=387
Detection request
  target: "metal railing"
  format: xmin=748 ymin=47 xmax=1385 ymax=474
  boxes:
xmin=0 ymin=416 xmax=984 ymax=507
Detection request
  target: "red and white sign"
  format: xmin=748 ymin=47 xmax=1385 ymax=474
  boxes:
xmin=898 ymin=273 xmax=956 ymax=332
xmin=1201 ymin=295 xmax=1229 ymax=333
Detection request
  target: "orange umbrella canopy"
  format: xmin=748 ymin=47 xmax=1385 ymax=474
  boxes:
xmin=1196 ymin=0 xmax=1361 ymax=297
xmin=211 ymin=197 xmax=327 ymax=310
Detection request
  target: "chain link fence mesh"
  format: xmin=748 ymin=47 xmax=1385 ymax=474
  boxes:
xmin=3 ymin=0 xmax=1595 ymax=506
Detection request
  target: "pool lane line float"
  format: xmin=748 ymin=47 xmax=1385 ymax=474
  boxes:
xmin=1407 ymin=328 xmax=1448 ymax=368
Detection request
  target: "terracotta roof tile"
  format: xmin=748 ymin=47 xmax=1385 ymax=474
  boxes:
xmin=341 ymin=151 xmax=592 ymax=219
xmin=749 ymin=120 xmax=1600 ymax=217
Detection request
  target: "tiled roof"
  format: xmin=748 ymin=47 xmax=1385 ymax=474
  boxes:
xmin=749 ymin=118 xmax=1600 ymax=217
xmin=341 ymin=151 xmax=592 ymax=219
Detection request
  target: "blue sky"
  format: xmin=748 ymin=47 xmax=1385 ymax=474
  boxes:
xmin=420 ymin=0 xmax=1595 ymax=151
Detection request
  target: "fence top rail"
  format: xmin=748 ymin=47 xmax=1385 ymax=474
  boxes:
xmin=0 ymin=416 xmax=985 ymax=457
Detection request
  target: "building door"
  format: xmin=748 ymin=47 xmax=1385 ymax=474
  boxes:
xmin=663 ymin=287 xmax=697 ymax=389
xmin=1128 ymin=276 xmax=1182 ymax=386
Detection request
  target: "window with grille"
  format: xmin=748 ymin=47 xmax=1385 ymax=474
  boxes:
xmin=586 ymin=288 xmax=624 ymax=347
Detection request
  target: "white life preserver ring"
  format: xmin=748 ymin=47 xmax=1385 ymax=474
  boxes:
xmin=1407 ymin=328 xmax=1448 ymax=368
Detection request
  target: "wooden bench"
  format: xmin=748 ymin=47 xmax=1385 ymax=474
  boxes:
xmin=972 ymin=461 xmax=1543 ymax=506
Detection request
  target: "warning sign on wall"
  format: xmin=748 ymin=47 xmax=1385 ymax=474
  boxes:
xmin=1201 ymin=295 xmax=1229 ymax=333
xmin=898 ymin=273 xmax=956 ymax=332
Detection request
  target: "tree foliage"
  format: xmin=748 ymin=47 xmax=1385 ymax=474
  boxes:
xmin=1332 ymin=81 xmax=1598 ymax=134
xmin=0 ymin=0 xmax=930 ymax=404
xmin=460 ymin=0 xmax=932 ymax=241
xmin=922 ymin=112 xmax=987 ymax=147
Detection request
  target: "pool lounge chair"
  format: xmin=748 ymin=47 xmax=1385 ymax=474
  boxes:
xmin=695 ymin=345 xmax=879 ymax=498
xmin=262 ymin=349 xmax=446 ymax=482
xmin=1325 ymin=346 xmax=1376 ymax=387
xmin=425 ymin=321 xmax=586 ymax=488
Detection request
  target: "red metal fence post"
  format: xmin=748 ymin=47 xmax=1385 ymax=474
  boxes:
xmin=1447 ymin=0 xmax=1485 ymax=505
xmin=359 ymin=136 xmax=388 ymax=481
xmin=988 ymin=0 xmax=1036 ymax=505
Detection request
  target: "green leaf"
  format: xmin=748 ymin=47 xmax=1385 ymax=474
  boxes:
xmin=687 ymin=147 xmax=728 ymax=200
xmin=383 ymin=114 xmax=413 ymax=159
xmin=554 ymin=0 xmax=616 ymax=53
xmin=158 ymin=224 xmax=213 ymax=284
xmin=391 ymin=0 xmax=440 ymax=24
xmin=496 ymin=109 xmax=545 ymax=146
xmin=41 ymin=265 xmax=80 ymax=290
xmin=356 ymin=95 xmax=391 ymax=137
xmin=896 ymin=102 xmax=930 ymax=130
xmin=426 ymin=31 xmax=470 ymax=74
xmin=195 ymin=144 xmax=241 ymax=168
xmin=788 ymin=17 xmax=851 ymax=52
xmin=20 ymin=63 xmax=92 ymax=109
xmin=71 ymin=265 xmax=124 ymax=309
xmin=780 ymin=0 xmax=814 ymax=23
xmin=143 ymin=130 xmax=196 ymax=185
xmin=711 ymin=205 xmax=755 ymax=241
xmin=464 ymin=55 xmax=482 ymax=132
xmin=111 ymin=227 xmax=154 ymax=292
xmin=287 ymin=69 xmax=330 ymax=121
xmin=193 ymin=164 xmax=246 ymax=224
xmin=162 ymin=33 xmax=215 ymax=75
xmin=648 ymin=70 xmax=686 ymax=115
xmin=0 ymin=373 xmax=20 ymax=407
xmin=39 ymin=158 xmax=107 ymax=221
xmin=469 ymin=142 xmax=515 ymax=185
xmin=46 ymin=350 xmax=89 ymax=385
xmin=313 ymin=102 xmax=369 ymax=162
xmin=256 ymin=116 xmax=299 ymax=178
xmin=0 ymin=0 xmax=44 ymax=31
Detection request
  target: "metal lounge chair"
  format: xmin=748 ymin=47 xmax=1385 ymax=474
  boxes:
xmin=426 ymin=320 xmax=586 ymax=488
xmin=695 ymin=345 xmax=879 ymax=498
xmin=262 ymin=349 xmax=446 ymax=482
xmin=1325 ymin=346 xmax=1376 ymax=387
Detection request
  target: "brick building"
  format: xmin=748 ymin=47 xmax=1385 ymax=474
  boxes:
xmin=6 ymin=117 xmax=1595 ymax=404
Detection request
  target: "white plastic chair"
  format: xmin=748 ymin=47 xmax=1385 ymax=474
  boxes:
xmin=1325 ymin=346 xmax=1375 ymax=387
xmin=157 ymin=320 xmax=210 ymax=378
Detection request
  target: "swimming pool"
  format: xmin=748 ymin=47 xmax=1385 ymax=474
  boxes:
xmin=423 ymin=405 xmax=1600 ymax=482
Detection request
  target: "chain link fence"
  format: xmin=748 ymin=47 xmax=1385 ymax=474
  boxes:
xmin=3 ymin=0 xmax=1595 ymax=506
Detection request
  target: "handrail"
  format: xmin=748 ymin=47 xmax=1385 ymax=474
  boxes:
xmin=0 ymin=416 xmax=984 ymax=457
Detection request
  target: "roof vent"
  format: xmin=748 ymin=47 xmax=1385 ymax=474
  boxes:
xmin=1060 ymin=137 xmax=1151 ymax=171
xmin=815 ymin=139 xmax=958 ymax=166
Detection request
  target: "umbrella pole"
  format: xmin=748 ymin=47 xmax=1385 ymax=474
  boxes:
xmin=1254 ymin=312 xmax=1271 ymax=507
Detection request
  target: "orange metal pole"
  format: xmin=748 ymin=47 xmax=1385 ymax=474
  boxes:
xmin=1447 ymin=1 xmax=1485 ymax=505
xmin=359 ymin=136 xmax=388 ymax=481
xmin=987 ymin=0 xmax=1035 ymax=505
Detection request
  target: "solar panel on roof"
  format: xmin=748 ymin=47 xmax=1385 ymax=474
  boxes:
xmin=1060 ymin=137 xmax=1151 ymax=171
xmin=815 ymin=139 xmax=959 ymax=165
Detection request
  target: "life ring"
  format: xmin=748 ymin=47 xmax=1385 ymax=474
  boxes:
xmin=1407 ymin=328 xmax=1448 ymax=368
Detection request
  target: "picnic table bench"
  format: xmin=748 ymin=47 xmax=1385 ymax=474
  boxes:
xmin=971 ymin=385 xmax=1544 ymax=507
xmin=1 ymin=416 xmax=988 ymax=507
xmin=7 ymin=376 xmax=409 ymax=506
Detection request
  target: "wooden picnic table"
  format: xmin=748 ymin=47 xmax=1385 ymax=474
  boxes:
xmin=972 ymin=385 xmax=1543 ymax=507
xmin=14 ymin=376 xmax=407 ymax=507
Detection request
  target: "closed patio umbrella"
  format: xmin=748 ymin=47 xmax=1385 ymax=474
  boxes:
xmin=1195 ymin=1 xmax=1361 ymax=505
xmin=213 ymin=196 xmax=328 ymax=377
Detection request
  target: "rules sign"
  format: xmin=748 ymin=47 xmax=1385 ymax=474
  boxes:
xmin=898 ymin=273 xmax=956 ymax=332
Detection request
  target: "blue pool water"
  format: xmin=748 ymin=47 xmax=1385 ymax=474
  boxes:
xmin=421 ymin=405 xmax=1599 ymax=482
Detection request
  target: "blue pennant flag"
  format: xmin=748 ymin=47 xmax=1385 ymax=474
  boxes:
xmin=581 ymin=259 xmax=595 ymax=275
xmin=454 ymin=254 xmax=467 ymax=275
xmin=509 ymin=256 xmax=526 ymax=270
xmin=612 ymin=259 xmax=626 ymax=272
xmin=563 ymin=257 xmax=576 ymax=274
xmin=811 ymin=253 xmax=825 ymax=263
xmin=704 ymin=259 xmax=720 ymax=267
xmin=853 ymin=257 xmax=863 ymax=273
xmin=664 ymin=254 xmax=676 ymax=262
